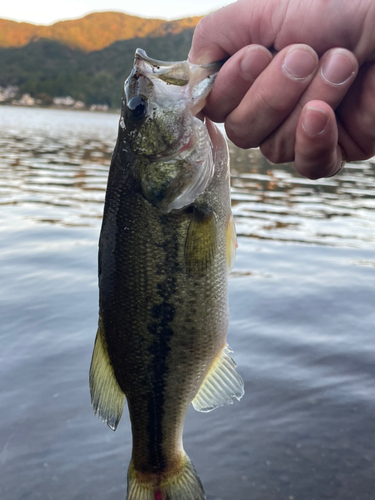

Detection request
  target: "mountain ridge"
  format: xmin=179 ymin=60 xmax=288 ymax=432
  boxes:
xmin=0 ymin=12 xmax=201 ymax=52
xmin=0 ymin=30 xmax=197 ymax=107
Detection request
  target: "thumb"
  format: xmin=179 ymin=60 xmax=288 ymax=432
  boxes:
xmin=189 ymin=0 xmax=279 ymax=64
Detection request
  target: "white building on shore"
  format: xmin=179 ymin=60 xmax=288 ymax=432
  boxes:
xmin=0 ymin=86 xmax=19 ymax=102
xmin=53 ymin=96 xmax=76 ymax=107
xmin=13 ymin=93 xmax=35 ymax=106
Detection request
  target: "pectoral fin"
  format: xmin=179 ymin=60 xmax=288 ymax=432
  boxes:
xmin=192 ymin=344 xmax=244 ymax=412
xmin=185 ymin=208 xmax=217 ymax=275
xmin=89 ymin=319 xmax=125 ymax=430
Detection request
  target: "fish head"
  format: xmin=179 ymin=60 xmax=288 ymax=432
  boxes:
xmin=120 ymin=49 xmax=223 ymax=212
xmin=121 ymin=49 xmax=221 ymax=158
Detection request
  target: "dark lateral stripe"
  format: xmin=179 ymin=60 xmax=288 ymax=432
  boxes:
xmin=145 ymin=217 xmax=179 ymax=471
xmin=147 ymin=313 xmax=174 ymax=470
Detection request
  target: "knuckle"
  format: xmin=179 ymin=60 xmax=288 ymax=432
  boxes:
xmin=357 ymin=139 xmax=375 ymax=160
xmin=260 ymin=134 xmax=294 ymax=164
xmin=206 ymin=110 xmax=223 ymax=123
xmin=225 ymin=120 xmax=257 ymax=149
xmin=297 ymin=169 xmax=322 ymax=180
xmin=353 ymin=131 xmax=375 ymax=160
xmin=258 ymin=91 xmax=290 ymax=117
xmin=194 ymin=16 xmax=207 ymax=34
xmin=204 ymin=100 xmax=226 ymax=123
xmin=295 ymin=150 xmax=337 ymax=179
xmin=192 ymin=14 xmax=213 ymax=46
xmin=190 ymin=16 xmax=213 ymax=61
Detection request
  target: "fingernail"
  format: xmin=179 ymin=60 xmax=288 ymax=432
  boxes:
xmin=282 ymin=46 xmax=317 ymax=80
xmin=302 ymin=106 xmax=329 ymax=137
xmin=240 ymin=46 xmax=272 ymax=81
xmin=321 ymin=50 xmax=356 ymax=85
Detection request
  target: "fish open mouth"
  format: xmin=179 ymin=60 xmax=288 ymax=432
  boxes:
xmin=126 ymin=48 xmax=224 ymax=121
xmin=133 ymin=48 xmax=223 ymax=85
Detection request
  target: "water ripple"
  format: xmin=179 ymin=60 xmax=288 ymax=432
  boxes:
xmin=1 ymin=106 xmax=375 ymax=245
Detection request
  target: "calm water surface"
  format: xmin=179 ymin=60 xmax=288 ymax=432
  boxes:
xmin=1 ymin=106 xmax=375 ymax=500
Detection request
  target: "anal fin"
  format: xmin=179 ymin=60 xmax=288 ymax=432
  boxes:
xmin=89 ymin=318 xmax=125 ymax=430
xmin=192 ymin=344 xmax=244 ymax=412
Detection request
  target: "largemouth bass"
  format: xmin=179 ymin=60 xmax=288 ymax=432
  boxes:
xmin=89 ymin=48 xmax=244 ymax=500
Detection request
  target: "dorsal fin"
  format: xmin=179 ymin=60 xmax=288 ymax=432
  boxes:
xmin=89 ymin=318 xmax=125 ymax=430
xmin=192 ymin=344 xmax=244 ymax=412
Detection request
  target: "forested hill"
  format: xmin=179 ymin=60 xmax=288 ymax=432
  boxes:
xmin=0 ymin=12 xmax=201 ymax=51
xmin=0 ymin=12 xmax=201 ymax=107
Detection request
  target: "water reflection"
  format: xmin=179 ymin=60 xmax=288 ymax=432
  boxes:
xmin=0 ymin=107 xmax=115 ymax=228
xmin=1 ymin=106 xmax=374 ymax=250
xmin=1 ymin=106 xmax=375 ymax=500
xmin=229 ymin=144 xmax=375 ymax=248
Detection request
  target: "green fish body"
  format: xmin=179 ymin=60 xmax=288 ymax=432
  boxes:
xmin=90 ymin=49 xmax=244 ymax=500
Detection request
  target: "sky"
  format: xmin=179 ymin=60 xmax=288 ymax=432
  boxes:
xmin=0 ymin=0 xmax=235 ymax=25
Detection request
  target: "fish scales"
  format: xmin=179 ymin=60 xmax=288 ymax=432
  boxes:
xmin=101 ymin=148 xmax=229 ymax=471
xmin=90 ymin=48 xmax=244 ymax=500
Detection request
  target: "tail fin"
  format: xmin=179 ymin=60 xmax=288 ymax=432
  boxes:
xmin=127 ymin=454 xmax=206 ymax=500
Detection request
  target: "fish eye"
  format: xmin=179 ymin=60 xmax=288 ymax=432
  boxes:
xmin=127 ymin=96 xmax=148 ymax=120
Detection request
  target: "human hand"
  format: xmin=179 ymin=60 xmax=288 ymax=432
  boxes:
xmin=189 ymin=0 xmax=375 ymax=179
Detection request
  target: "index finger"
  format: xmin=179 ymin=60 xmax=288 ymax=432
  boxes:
xmin=188 ymin=0 xmax=279 ymax=64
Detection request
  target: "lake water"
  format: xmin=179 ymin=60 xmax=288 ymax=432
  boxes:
xmin=1 ymin=105 xmax=375 ymax=500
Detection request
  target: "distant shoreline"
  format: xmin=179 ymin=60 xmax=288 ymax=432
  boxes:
xmin=0 ymin=102 xmax=120 ymax=114
xmin=0 ymin=14 xmax=195 ymax=110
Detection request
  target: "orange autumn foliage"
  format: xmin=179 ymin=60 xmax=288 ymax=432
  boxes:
xmin=0 ymin=12 xmax=202 ymax=52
